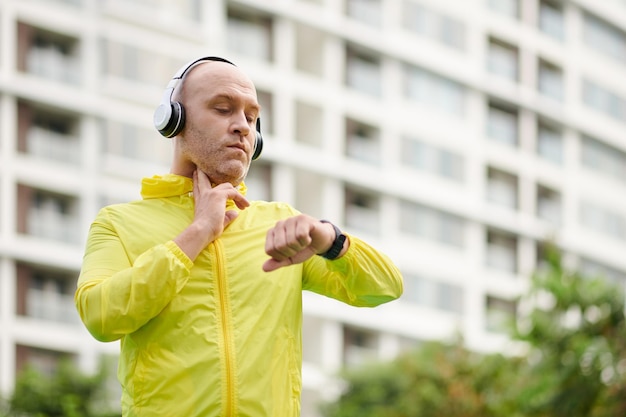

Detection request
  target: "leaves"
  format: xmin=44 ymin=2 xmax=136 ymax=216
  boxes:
xmin=323 ymin=339 xmax=524 ymax=417
xmin=324 ymin=245 xmax=626 ymax=417
xmin=2 ymin=358 xmax=120 ymax=417
xmin=515 ymin=246 xmax=626 ymax=417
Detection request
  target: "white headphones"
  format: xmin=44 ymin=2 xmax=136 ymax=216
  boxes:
xmin=153 ymin=56 xmax=263 ymax=160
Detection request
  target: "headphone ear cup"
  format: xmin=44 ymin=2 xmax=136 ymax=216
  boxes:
xmin=252 ymin=130 xmax=263 ymax=160
xmin=153 ymin=102 xmax=172 ymax=135
xmin=157 ymin=101 xmax=185 ymax=138
xmin=170 ymin=102 xmax=185 ymax=137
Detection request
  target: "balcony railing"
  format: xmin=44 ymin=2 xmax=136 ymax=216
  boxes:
xmin=27 ymin=205 xmax=81 ymax=244
xmin=346 ymin=205 xmax=380 ymax=235
xmin=538 ymin=198 xmax=562 ymax=226
xmin=486 ymin=244 xmax=517 ymax=273
xmin=27 ymin=126 xmax=80 ymax=165
xmin=346 ymin=134 xmax=381 ymax=165
xmin=344 ymin=346 xmax=378 ymax=368
xmin=26 ymin=47 xmax=80 ymax=84
xmin=347 ymin=0 xmax=382 ymax=27
xmin=26 ymin=289 xmax=79 ymax=324
xmin=346 ymin=60 xmax=381 ymax=97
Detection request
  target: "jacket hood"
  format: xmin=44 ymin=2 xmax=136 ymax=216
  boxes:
xmin=141 ymin=174 xmax=248 ymax=199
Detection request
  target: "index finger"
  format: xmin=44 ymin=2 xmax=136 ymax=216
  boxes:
xmin=194 ymin=169 xmax=213 ymax=189
xmin=229 ymin=188 xmax=250 ymax=210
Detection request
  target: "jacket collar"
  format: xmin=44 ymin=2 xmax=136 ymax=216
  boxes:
xmin=141 ymin=174 xmax=247 ymax=200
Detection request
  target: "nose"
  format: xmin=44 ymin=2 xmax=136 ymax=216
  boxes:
xmin=232 ymin=111 xmax=251 ymax=138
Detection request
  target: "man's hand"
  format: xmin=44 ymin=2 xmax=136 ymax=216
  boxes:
xmin=263 ymin=215 xmax=346 ymax=272
xmin=174 ymin=170 xmax=249 ymax=261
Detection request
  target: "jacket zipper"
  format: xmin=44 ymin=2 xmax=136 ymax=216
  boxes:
xmin=214 ymin=239 xmax=236 ymax=416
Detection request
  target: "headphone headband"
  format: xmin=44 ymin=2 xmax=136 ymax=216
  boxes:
xmin=172 ymin=56 xmax=235 ymax=80
xmin=153 ymin=56 xmax=263 ymax=160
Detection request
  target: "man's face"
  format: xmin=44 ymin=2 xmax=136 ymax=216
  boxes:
xmin=175 ymin=62 xmax=260 ymax=186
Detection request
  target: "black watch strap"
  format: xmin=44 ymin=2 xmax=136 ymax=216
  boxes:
xmin=318 ymin=220 xmax=347 ymax=260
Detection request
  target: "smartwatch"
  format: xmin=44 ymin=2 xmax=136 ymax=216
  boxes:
xmin=318 ymin=220 xmax=347 ymax=260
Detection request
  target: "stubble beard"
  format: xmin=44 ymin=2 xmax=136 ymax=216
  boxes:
xmin=194 ymin=152 xmax=249 ymax=187
xmin=183 ymin=127 xmax=249 ymax=186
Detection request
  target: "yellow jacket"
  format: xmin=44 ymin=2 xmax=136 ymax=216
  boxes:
xmin=75 ymin=174 xmax=403 ymax=417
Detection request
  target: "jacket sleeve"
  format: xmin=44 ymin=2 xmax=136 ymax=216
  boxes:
xmin=302 ymin=234 xmax=403 ymax=307
xmin=75 ymin=209 xmax=194 ymax=342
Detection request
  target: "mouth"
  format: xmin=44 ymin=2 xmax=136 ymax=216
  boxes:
xmin=228 ymin=144 xmax=247 ymax=156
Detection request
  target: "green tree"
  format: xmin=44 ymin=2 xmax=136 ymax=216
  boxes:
xmin=1 ymin=358 xmax=120 ymax=417
xmin=514 ymin=246 xmax=626 ymax=417
xmin=322 ymin=339 xmax=523 ymax=417
xmin=323 ymin=246 xmax=626 ymax=417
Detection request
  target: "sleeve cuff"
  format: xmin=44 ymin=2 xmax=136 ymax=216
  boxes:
xmin=165 ymin=240 xmax=194 ymax=271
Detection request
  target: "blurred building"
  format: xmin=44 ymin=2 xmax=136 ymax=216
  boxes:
xmin=1 ymin=0 xmax=625 ymax=415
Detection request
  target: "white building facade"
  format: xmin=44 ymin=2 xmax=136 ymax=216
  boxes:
xmin=1 ymin=0 xmax=625 ymax=415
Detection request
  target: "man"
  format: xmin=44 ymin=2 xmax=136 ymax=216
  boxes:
xmin=75 ymin=56 xmax=403 ymax=417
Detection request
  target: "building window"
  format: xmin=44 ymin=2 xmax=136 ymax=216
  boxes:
xmin=400 ymin=201 xmax=465 ymax=247
xmin=537 ymin=185 xmax=562 ymax=225
xmin=537 ymin=123 xmax=563 ymax=164
xmin=486 ymin=230 xmax=518 ymax=273
xmin=346 ymin=48 xmax=382 ymax=97
xmin=345 ymin=187 xmax=380 ymax=235
xmin=345 ymin=118 xmax=381 ymax=165
xmin=405 ymin=65 xmax=466 ymax=116
xmin=403 ymin=275 xmax=464 ymax=314
xmin=581 ymin=135 xmax=626 ymax=183
xmin=101 ymin=40 xmax=177 ymax=86
xmin=104 ymin=121 xmax=171 ymax=166
xmin=486 ymin=296 xmax=517 ymax=333
xmin=17 ymin=264 xmax=78 ymax=324
xmin=535 ymin=242 xmax=552 ymax=273
xmin=295 ymin=100 xmax=323 ymax=147
xmin=245 ymin=163 xmax=272 ymax=202
xmin=487 ymin=103 xmax=518 ymax=146
xmin=580 ymin=202 xmax=626 ymax=241
xmin=295 ymin=24 xmax=325 ymax=76
xmin=487 ymin=0 xmax=519 ymax=19
xmin=295 ymin=170 xmax=324 ymax=220
xmin=401 ymin=137 xmax=464 ymax=182
xmin=227 ymin=9 xmax=273 ymax=62
xmin=579 ymin=258 xmax=626 ymax=289
xmin=18 ymin=23 xmax=80 ymax=84
xmin=486 ymin=167 xmax=518 ymax=210
xmin=343 ymin=326 xmax=379 ymax=368
xmin=538 ymin=59 xmax=564 ymax=101
xmin=15 ymin=345 xmax=73 ymax=377
xmin=17 ymin=186 xmax=81 ymax=244
xmin=257 ymin=90 xmax=274 ymax=135
xmin=402 ymin=1 xmax=466 ymax=50
xmin=346 ymin=0 xmax=382 ymax=27
xmin=583 ymin=12 xmax=626 ymax=64
xmin=487 ymin=38 xmax=518 ymax=81
xmin=17 ymin=102 xmax=81 ymax=165
xmin=539 ymin=0 xmax=564 ymax=41
xmin=582 ymin=80 xmax=626 ymax=123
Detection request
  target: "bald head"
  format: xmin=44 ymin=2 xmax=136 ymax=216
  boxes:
xmin=173 ymin=60 xmax=257 ymax=107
